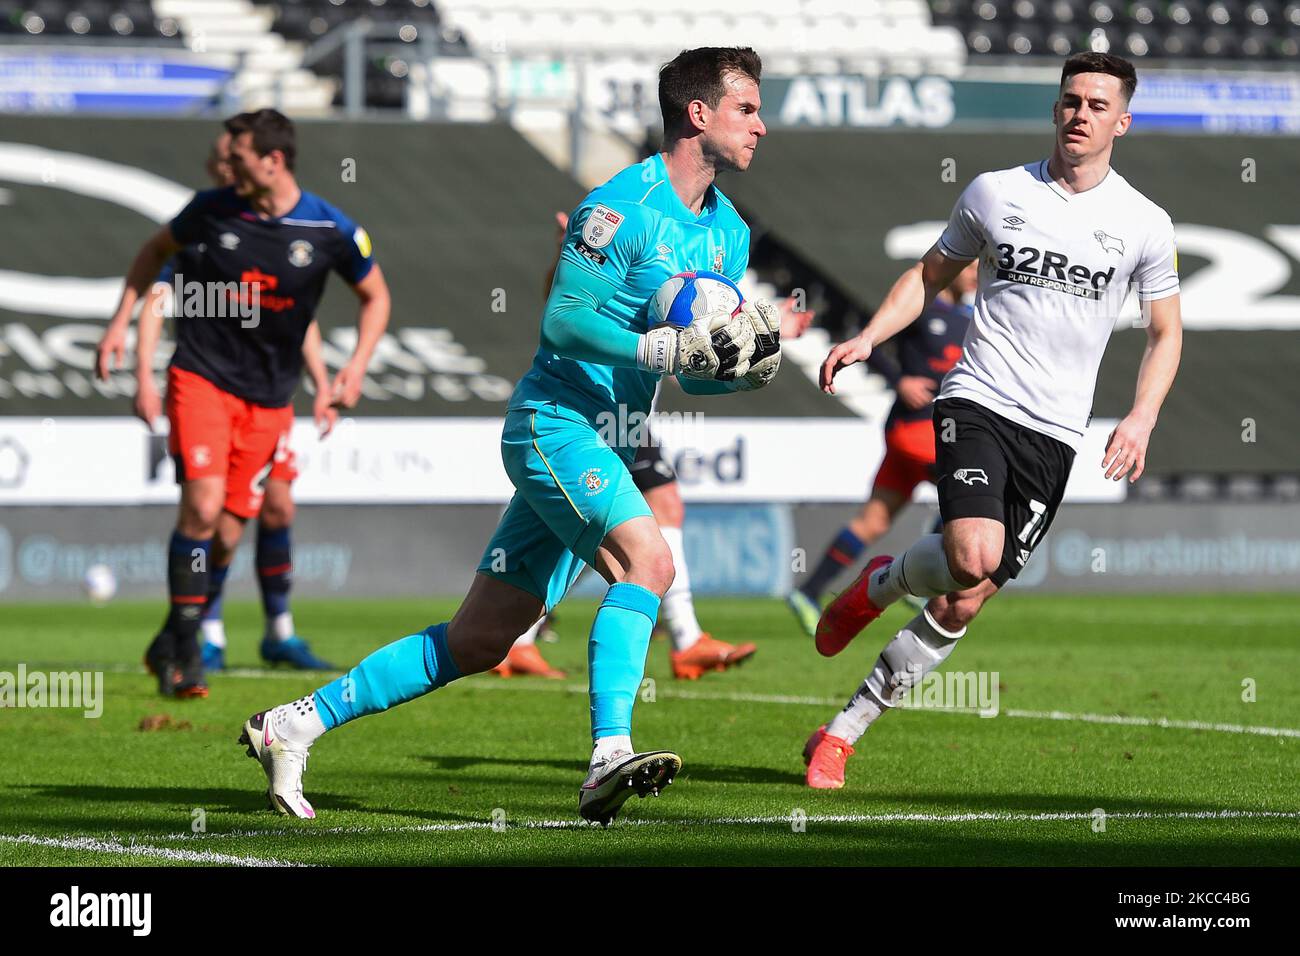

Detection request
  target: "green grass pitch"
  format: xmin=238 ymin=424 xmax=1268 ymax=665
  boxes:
xmin=1 ymin=594 xmax=1297 ymax=866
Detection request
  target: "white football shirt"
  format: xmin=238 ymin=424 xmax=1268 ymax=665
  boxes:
xmin=936 ymin=159 xmax=1179 ymax=450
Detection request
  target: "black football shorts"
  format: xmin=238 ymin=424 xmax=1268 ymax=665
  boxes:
xmin=932 ymin=397 xmax=1075 ymax=588
xmin=629 ymin=434 xmax=677 ymax=493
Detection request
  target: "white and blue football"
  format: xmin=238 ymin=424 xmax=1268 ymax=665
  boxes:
xmin=648 ymin=270 xmax=744 ymax=330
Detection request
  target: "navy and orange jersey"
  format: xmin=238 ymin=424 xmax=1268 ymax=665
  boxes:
xmin=165 ymin=186 xmax=374 ymax=408
xmin=868 ymin=297 xmax=972 ymax=430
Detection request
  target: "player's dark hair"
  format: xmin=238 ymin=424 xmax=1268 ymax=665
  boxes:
xmin=224 ymin=108 xmax=297 ymax=171
xmin=658 ymin=47 xmax=762 ymax=138
xmin=1060 ymin=52 xmax=1137 ymax=106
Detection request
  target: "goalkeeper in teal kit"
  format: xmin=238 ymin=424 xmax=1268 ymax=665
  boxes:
xmin=238 ymin=47 xmax=783 ymax=824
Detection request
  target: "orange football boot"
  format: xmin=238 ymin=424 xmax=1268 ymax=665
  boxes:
xmin=670 ymin=633 xmax=757 ymax=680
xmin=492 ymin=642 xmax=566 ymax=679
xmin=815 ymin=554 xmax=894 ymax=657
xmin=803 ymin=724 xmax=854 ymax=790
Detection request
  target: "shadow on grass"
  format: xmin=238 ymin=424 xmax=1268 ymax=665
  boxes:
xmin=3 ymin=782 xmax=544 ymax=832
xmin=418 ymin=753 xmax=803 ymax=785
xmin=7 ymin=783 xmax=368 ymax=825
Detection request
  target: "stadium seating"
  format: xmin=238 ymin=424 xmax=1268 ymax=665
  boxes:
xmin=248 ymin=0 xmax=469 ymax=108
xmin=0 ymin=0 xmax=181 ymax=40
xmin=265 ymin=0 xmax=443 ymax=43
xmin=928 ymin=0 xmax=1300 ymax=59
xmin=430 ymin=1 xmax=967 ymax=70
xmin=250 ymin=0 xmax=1298 ymax=111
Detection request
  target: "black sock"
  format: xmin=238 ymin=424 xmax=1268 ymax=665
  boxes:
xmin=801 ymin=527 xmax=867 ymax=600
xmin=256 ymin=523 xmax=293 ymax=635
xmin=165 ymin=530 xmax=212 ymax=663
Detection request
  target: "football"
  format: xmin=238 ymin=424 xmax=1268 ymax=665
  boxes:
xmin=82 ymin=563 xmax=117 ymax=605
xmin=648 ymin=270 xmax=744 ymax=330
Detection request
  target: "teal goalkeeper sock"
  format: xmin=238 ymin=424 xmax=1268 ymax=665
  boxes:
xmin=588 ymin=582 xmax=660 ymax=741
xmin=314 ymin=623 xmax=460 ymax=730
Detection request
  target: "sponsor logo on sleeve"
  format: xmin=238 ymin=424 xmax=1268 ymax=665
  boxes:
xmin=353 ymin=226 xmax=372 ymax=259
xmin=582 ymin=204 xmax=623 ymax=249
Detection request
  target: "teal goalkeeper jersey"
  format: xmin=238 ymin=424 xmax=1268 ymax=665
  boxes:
xmin=509 ymin=152 xmax=751 ymax=427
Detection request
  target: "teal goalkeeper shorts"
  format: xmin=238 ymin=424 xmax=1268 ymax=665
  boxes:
xmin=476 ymin=402 xmax=653 ymax=611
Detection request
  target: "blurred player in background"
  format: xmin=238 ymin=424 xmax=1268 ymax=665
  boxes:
xmin=100 ymin=108 xmax=390 ymax=698
xmin=239 ymin=47 xmax=783 ymax=824
xmin=807 ymin=52 xmax=1181 ymax=789
xmin=786 ymin=261 xmax=977 ymax=635
xmin=494 ymin=210 xmax=817 ymax=681
xmin=98 ymin=128 xmax=340 ymax=675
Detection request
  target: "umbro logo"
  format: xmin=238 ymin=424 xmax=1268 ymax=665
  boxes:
xmin=1003 ymin=216 xmax=1026 ymax=227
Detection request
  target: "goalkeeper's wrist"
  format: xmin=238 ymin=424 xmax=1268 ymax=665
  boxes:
xmin=637 ymin=327 xmax=679 ymax=375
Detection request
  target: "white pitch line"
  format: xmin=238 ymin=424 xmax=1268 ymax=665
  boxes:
xmin=18 ymin=661 xmax=1300 ymax=739
xmin=1000 ymin=708 xmax=1300 ymax=738
xmin=994 ymin=608 xmax=1300 ymax=627
xmin=451 ymin=680 xmax=1300 ymax=738
xmin=150 ymin=808 xmax=1300 ymax=842
xmin=0 ymin=832 xmax=308 ymax=866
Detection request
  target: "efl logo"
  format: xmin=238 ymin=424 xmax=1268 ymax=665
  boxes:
xmin=50 ymin=886 xmax=151 ymax=936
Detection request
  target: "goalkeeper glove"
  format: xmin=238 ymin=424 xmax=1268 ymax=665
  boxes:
xmin=637 ymin=311 xmax=756 ymax=380
xmin=732 ymin=299 xmax=782 ymax=390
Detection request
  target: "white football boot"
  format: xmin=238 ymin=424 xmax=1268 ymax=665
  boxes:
xmin=578 ymin=750 xmax=682 ymax=826
xmin=239 ymin=706 xmax=316 ymax=819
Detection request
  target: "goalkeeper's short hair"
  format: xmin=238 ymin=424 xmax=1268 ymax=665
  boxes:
xmin=658 ymin=47 xmax=762 ymax=139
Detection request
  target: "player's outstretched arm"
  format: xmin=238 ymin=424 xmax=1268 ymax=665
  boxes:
xmin=131 ymin=276 xmax=171 ymax=430
xmin=95 ymin=311 xmax=131 ymax=382
xmin=1102 ymin=293 xmax=1183 ymax=483
xmin=302 ymin=321 xmax=338 ymax=436
xmin=332 ymin=264 xmax=391 ymax=409
xmin=820 ymin=244 xmax=968 ymax=394
xmin=99 ymin=226 xmax=180 ymax=382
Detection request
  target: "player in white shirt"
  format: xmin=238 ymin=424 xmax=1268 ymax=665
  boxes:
xmin=805 ymin=52 xmax=1183 ymax=789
